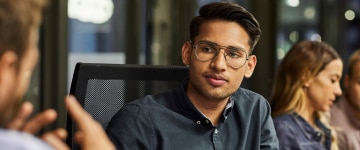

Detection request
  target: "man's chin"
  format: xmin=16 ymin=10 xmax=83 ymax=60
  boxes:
xmin=0 ymin=109 xmax=15 ymax=128
xmin=204 ymin=90 xmax=232 ymax=101
xmin=0 ymin=97 xmax=22 ymax=128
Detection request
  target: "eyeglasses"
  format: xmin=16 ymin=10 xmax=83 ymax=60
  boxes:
xmin=192 ymin=41 xmax=250 ymax=68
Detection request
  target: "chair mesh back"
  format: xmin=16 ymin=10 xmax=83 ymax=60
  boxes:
xmin=84 ymin=79 xmax=182 ymax=129
xmin=84 ymin=79 xmax=126 ymax=129
xmin=66 ymin=63 xmax=188 ymax=150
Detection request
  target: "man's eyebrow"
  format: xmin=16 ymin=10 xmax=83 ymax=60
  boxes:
xmin=199 ymin=40 xmax=246 ymax=51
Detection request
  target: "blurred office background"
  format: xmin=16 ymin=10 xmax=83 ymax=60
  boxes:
xmin=26 ymin=0 xmax=360 ymax=129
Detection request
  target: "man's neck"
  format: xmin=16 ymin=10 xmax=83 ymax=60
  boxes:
xmin=192 ymin=98 xmax=229 ymax=126
xmin=186 ymin=86 xmax=230 ymax=126
xmin=342 ymin=94 xmax=360 ymax=119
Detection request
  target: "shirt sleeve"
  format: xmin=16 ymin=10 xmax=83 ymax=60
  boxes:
xmin=106 ymin=104 xmax=155 ymax=150
xmin=260 ymin=100 xmax=280 ymax=150
xmin=0 ymin=130 xmax=54 ymax=150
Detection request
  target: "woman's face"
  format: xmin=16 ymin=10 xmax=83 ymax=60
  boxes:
xmin=305 ymin=58 xmax=343 ymax=112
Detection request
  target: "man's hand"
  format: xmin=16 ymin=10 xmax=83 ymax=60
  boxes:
xmin=7 ymin=101 xmax=70 ymax=149
xmin=6 ymin=101 xmax=57 ymax=134
xmin=43 ymin=95 xmax=115 ymax=150
xmin=7 ymin=96 xmax=115 ymax=150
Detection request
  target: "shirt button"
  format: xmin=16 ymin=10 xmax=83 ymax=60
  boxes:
xmin=196 ymin=121 xmax=201 ymax=124
xmin=316 ymin=132 xmax=321 ymax=137
xmin=214 ymin=129 xmax=219 ymax=134
xmin=205 ymin=120 xmax=210 ymax=124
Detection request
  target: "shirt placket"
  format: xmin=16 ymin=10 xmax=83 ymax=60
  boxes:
xmin=212 ymin=127 xmax=223 ymax=150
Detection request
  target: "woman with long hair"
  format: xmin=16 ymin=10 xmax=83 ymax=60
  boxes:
xmin=269 ymin=40 xmax=342 ymax=150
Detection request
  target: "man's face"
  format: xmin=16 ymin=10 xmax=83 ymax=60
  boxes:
xmin=0 ymin=27 xmax=39 ymax=126
xmin=16 ymin=28 xmax=39 ymax=101
xmin=182 ymin=19 xmax=256 ymax=102
xmin=345 ymin=61 xmax=360 ymax=113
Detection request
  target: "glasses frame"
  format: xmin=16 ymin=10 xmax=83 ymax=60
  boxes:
xmin=191 ymin=41 xmax=250 ymax=68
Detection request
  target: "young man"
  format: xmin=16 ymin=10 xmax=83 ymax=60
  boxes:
xmin=0 ymin=0 xmax=114 ymax=149
xmin=106 ymin=2 xmax=279 ymax=150
xmin=330 ymin=49 xmax=360 ymax=150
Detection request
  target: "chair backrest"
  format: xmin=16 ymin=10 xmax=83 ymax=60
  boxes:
xmin=66 ymin=62 xmax=189 ymax=149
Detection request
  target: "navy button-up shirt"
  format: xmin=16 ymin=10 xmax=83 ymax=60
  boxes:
xmin=106 ymin=81 xmax=279 ymax=150
xmin=273 ymin=113 xmax=332 ymax=150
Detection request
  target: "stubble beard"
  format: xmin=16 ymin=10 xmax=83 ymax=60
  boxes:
xmin=191 ymin=80 xmax=236 ymax=101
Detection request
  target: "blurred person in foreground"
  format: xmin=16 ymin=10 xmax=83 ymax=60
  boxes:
xmin=330 ymin=49 xmax=360 ymax=150
xmin=0 ymin=0 xmax=114 ymax=149
xmin=269 ymin=40 xmax=342 ymax=150
xmin=106 ymin=2 xmax=279 ymax=150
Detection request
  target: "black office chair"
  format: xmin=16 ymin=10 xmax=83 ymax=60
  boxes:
xmin=66 ymin=62 xmax=189 ymax=150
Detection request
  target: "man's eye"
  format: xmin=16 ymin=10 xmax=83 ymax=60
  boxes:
xmin=201 ymin=46 xmax=215 ymax=53
xmin=228 ymin=51 xmax=240 ymax=58
xmin=227 ymin=49 xmax=244 ymax=58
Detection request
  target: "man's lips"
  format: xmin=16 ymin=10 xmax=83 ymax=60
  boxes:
xmin=205 ymin=75 xmax=227 ymax=86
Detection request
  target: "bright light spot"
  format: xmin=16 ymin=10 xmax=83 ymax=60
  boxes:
xmin=304 ymin=7 xmax=316 ymax=19
xmin=286 ymin=0 xmax=300 ymax=7
xmin=345 ymin=10 xmax=355 ymax=21
xmin=152 ymin=42 xmax=161 ymax=54
xmin=277 ymin=48 xmax=285 ymax=60
xmin=289 ymin=31 xmax=299 ymax=42
xmin=68 ymin=0 xmax=114 ymax=24
xmin=311 ymin=34 xmax=321 ymax=42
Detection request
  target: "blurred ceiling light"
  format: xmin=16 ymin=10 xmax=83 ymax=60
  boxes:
xmin=311 ymin=34 xmax=321 ymax=42
xmin=289 ymin=31 xmax=299 ymax=42
xmin=304 ymin=7 xmax=316 ymax=19
xmin=68 ymin=0 xmax=114 ymax=24
xmin=345 ymin=10 xmax=356 ymax=21
xmin=277 ymin=48 xmax=286 ymax=60
xmin=286 ymin=0 xmax=300 ymax=7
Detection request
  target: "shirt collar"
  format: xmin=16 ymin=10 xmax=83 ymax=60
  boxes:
xmin=175 ymin=79 xmax=235 ymax=127
xmin=291 ymin=112 xmax=331 ymax=142
xmin=223 ymin=97 xmax=234 ymax=118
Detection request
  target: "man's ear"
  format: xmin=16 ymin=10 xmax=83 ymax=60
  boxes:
xmin=244 ymin=55 xmax=257 ymax=78
xmin=0 ymin=51 xmax=18 ymax=80
xmin=181 ymin=41 xmax=191 ymax=66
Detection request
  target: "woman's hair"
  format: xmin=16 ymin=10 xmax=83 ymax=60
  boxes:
xmin=269 ymin=40 xmax=340 ymax=116
xmin=189 ymin=2 xmax=261 ymax=52
xmin=269 ymin=40 xmax=340 ymax=150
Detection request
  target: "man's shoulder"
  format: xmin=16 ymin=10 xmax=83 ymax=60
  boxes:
xmin=232 ymin=88 xmax=272 ymax=116
xmin=128 ymin=89 xmax=176 ymax=105
xmin=0 ymin=129 xmax=53 ymax=150
xmin=120 ymin=88 xmax=178 ymax=114
xmin=236 ymin=88 xmax=264 ymax=97
xmin=234 ymin=88 xmax=268 ymax=104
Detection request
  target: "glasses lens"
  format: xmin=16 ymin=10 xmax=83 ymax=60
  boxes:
xmin=195 ymin=42 xmax=216 ymax=61
xmin=225 ymin=49 xmax=248 ymax=68
xmin=194 ymin=42 xmax=248 ymax=68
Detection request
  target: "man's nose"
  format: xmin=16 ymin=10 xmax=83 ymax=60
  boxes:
xmin=211 ymin=49 xmax=228 ymax=71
